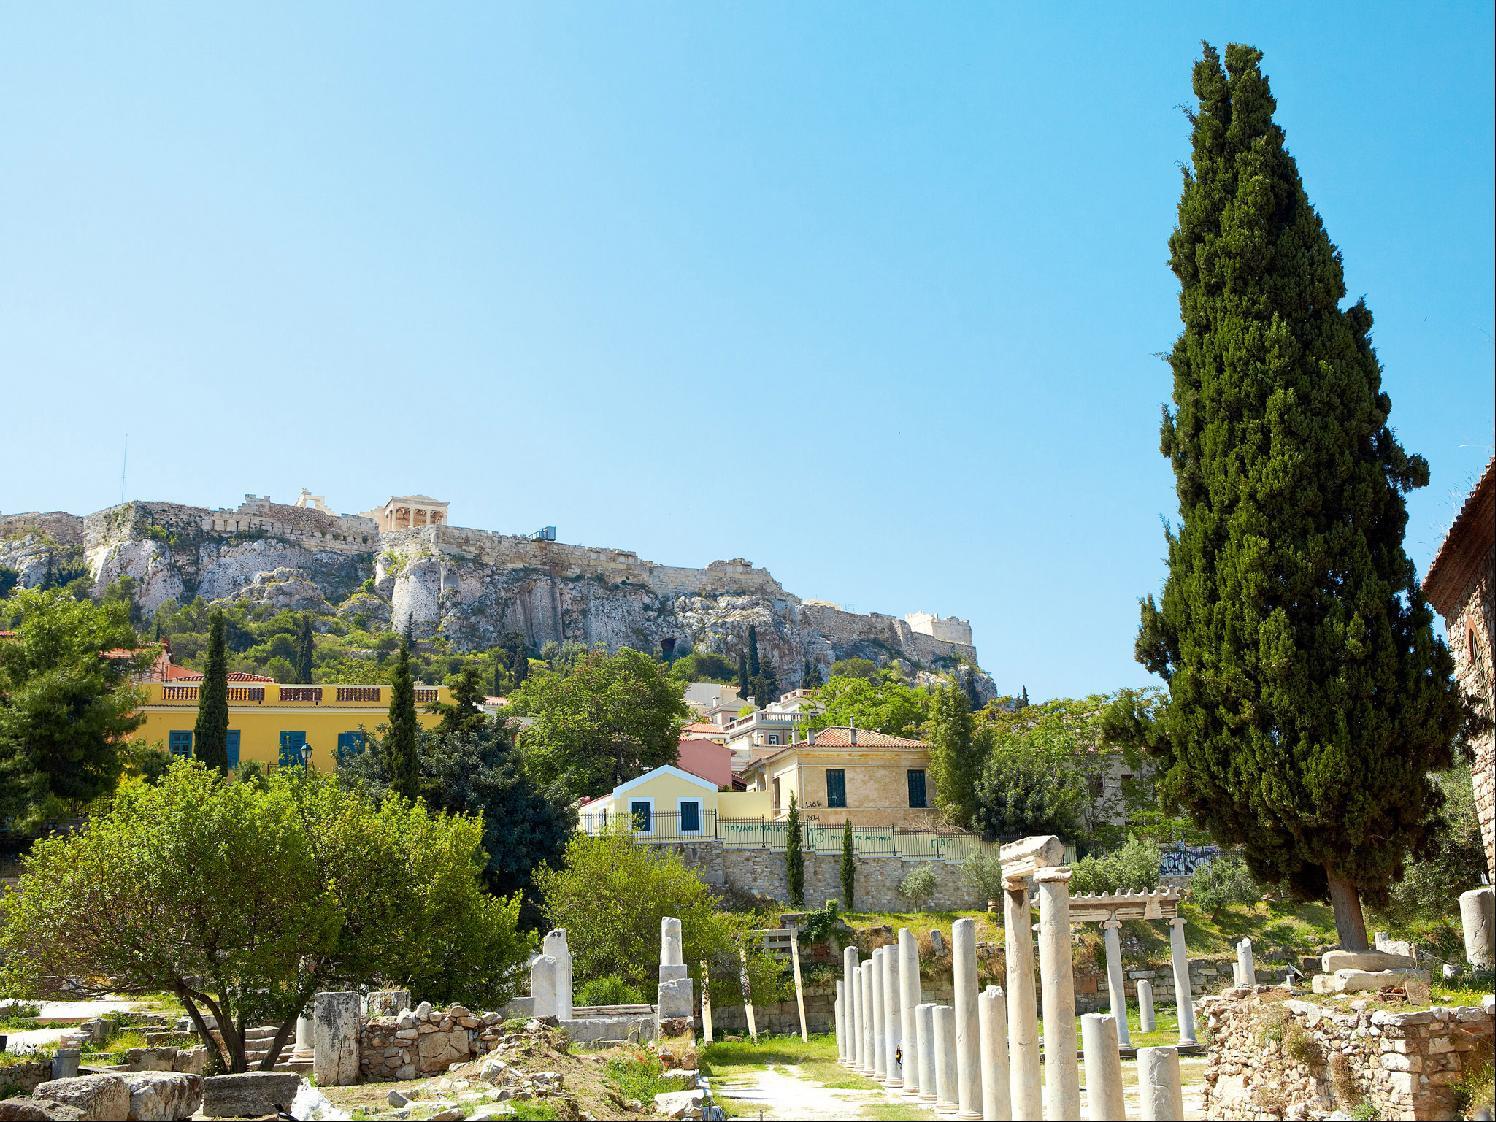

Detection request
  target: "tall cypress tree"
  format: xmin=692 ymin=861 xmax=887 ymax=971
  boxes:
xmin=736 ymin=651 xmax=750 ymax=701
xmin=293 ymin=614 xmax=314 ymax=683
xmin=193 ymin=610 xmax=230 ymax=773
xmin=785 ymin=792 xmax=804 ymax=906
xmin=384 ymin=639 xmax=422 ymax=801
xmin=747 ymin=626 xmax=761 ymax=679
xmin=928 ymin=677 xmax=983 ymax=826
xmin=840 ymin=820 xmax=856 ymax=910
xmin=1135 ymin=43 xmax=1468 ymax=949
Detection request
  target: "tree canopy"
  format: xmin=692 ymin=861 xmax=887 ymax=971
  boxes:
xmin=0 ymin=762 xmax=528 ymax=1072
xmin=808 ymin=666 xmax=932 ymax=738
xmin=0 ymin=588 xmax=143 ymax=829
xmin=927 ymin=677 xmax=987 ymax=826
xmin=1132 ymin=43 xmax=1469 ymax=947
xmin=509 ymin=647 xmax=688 ymax=802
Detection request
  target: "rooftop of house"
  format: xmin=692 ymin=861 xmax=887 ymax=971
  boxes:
xmin=741 ymin=725 xmax=929 ymax=772
xmin=1423 ymin=456 xmax=1495 ymax=618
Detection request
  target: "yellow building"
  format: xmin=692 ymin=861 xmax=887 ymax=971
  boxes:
xmin=739 ymin=726 xmax=939 ymax=828
xmin=136 ymin=680 xmax=450 ymax=771
xmin=579 ymin=765 xmax=772 ymax=838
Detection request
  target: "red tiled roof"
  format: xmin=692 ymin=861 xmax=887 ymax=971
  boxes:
xmin=742 ymin=726 xmax=929 ymax=772
xmin=168 ymin=670 xmax=278 ymax=683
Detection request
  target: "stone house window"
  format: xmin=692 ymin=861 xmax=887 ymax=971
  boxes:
xmin=826 ymin=769 xmax=847 ymax=808
xmin=678 ymin=799 xmax=702 ymax=834
xmin=168 ymin=730 xmax=193 ymax=758
xmin=771 ymin=777 xmax=781 ymax=812
xmin=907 ymin=768 xmax=928 ymax=808
xmin=630 ymin=799 xmax=654 ymax=835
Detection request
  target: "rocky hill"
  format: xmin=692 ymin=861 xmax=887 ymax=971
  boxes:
xmin=0 ymin=496 xmax=992 ymax=694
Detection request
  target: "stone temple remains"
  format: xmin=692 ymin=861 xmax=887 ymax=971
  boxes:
xmin=0 ymin=493 xmax=991 ymax=691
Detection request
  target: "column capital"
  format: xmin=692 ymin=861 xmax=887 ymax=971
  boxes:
xmin=1101 ymin=918 xmax=1123 ymax=931
xmin=1034 ymin=866 xmax=1072 ymax=885
xmin=1169 ymin=916 xmax=1188 ymax=929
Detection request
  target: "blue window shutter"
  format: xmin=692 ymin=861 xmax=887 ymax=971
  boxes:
xmin=279 ymin=731 xmax=307 ymax=768
xmin=169 ymin=730 xmax=193 ymax=758
xmin=679 ymin=801 xmax=700 ymax=832
xmin=630 ymin=800 xmax=652 ymax=832
xmin=225 ymin=730 xmax=240 ymax=770
xmin=907 ymin=769 xmax=927 ymax=808
xmin=826 ymin=769 xmax=847 ymax=808
xmin=336 ymin=731 xmax=366 ymax=763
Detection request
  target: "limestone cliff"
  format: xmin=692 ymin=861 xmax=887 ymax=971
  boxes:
xmin=0 ymin=498 xmax=991 ymax=694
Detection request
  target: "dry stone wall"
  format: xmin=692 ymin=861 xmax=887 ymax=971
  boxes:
xmin=1201 ymin=988 xmax=1495 ymax=1121
xmin=360 ymin=1000 xmax=508 ymax=1082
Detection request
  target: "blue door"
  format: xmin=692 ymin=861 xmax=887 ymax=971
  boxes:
xmin=335 ymin=731 xmax=366 ymax=764
xmin=279 ymin=730 xmax=308 ymax=767
xmin=225 ymin=730 xmax=240 ymax=770
xmin=168 ymin=730 xmax=193 ymax=759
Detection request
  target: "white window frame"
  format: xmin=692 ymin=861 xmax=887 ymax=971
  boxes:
xmin=677 ymin=797 xmax=704 ymax=836
xmin=629 ymin=797 xmax=656 ymax=836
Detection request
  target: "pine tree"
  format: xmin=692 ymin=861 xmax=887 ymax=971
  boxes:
xmin=193 ymin=610 xmax=230 ymax=773
xmin=785 ymin=792 xmax=805 ymax=906
xmin=840 ymin=820 xmax=856 ymax=909
xmin=440 ymin=665 xmax=487 ymax=738
xmin=1135 ymin=43 xmax=1469 ymax=949
xmin=293 ymin=614 xmax=314 ymax=683
xmin=384 ymin=639 xmax=422 ymax=801
xmin=927 ymin=677 xmax=984 ymax=826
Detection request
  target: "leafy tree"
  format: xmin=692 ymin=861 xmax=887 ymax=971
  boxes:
xmin=1133 ymin=43 xmax=1469 ymax=948
xmin=340 ymin=716 xmax=574 ymax=929
xmin=927 ymin=678 xmax=987 ymax=827
xmin=840 ymin=820 xmax=856 ymax=909
xmin=1068 ymin=836 xmax=1162 ymax=896
xmin=535 ymin=828 xmax=784 ymax=1005
xmin=293 ymin=614 xmax=314 ymax=683
xmin=438 ymin=665 xmax=487 ymax=738
xmin=668 ymin=650 xmax=737 ymax=685
xmin=970 ymin=736 xmax=1088 ymax=844
xmin=785 ymin=792 xmax=804 ymax=906
xmin=829 ymin=657 xmax=880 ymax=682
xmin=193 ymin=611 xmax=230 ymax=773
xmin=0 ymin=588 xmax=142 ymax=828
xmin=1375 ymin=769 xmax=1489 ymax=929
xmin=897 ymin=865 xmax=937 ymax=910
xmin=383 ymin=639 xmax=421 ymax=799
xmin=1187 ymin=854 xmax=1262 ymax=912
xmin=809 ymin=667 xmax=932 ymax=738
xmin=0 ymin=566 xmax=18 ymax=599
xmin=510 ymin=648 xmax=689 ymax=802
xmin=0 ymin=762 xmax=528 ymax=1072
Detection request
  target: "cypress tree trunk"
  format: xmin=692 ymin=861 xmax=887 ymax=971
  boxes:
xmin=193 ymin=611 xmax=229 ymax=773
xmin=1136 ymin=43 xmax=1469 ymax=950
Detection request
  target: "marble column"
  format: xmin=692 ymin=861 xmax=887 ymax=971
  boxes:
xmin=952 ymin=917 xmax=981 ymax=1119
xmin=882 ymin=941 xmax=902 ymax=1088
xmin=1138 ymin=1046 xmax=1184 ymax=1121
xmin=543 ymin=929 xmax=573 ymax=1022
xmin=916 ymin=1002 xmax=938 ymax=1105
xmin=1081 ymin=1013 xmax=1125 ymax=1121
xmin=844 ymin=946 xmax=861 ymax=1070
xmin=933 ymin=1004 xmax=958 ymax=1115
xmin=899 ymin=928 xmax=923 ymax=1097
xmin=312 ymin=991 xmax=361 ymax=1087
xmin=1168 ymin=918 xmax=1197 ymax=1045
xmin=1461 ymin=886 xmax=1495 ymax=968
xmin=862 ymin=961 xmax=875 ymax=1075
xmin=977 ymin=985 xmax=1010 ymax=1122
xmin=1236 ymin=937 xmax=1256 ymax=987
xmin=835 ymin=980 xmax=845 ymax=1063
xmin=1003 ymin=879 xmax=1042 ymax=1122
xmin=1102 ymin=918 xmax=1132 ymax=1047
xmin=872 ymin=946 xmax=888 ymax=1081
xmin=1036 ymin=867 xmax=1079 ymax=1122
xmin=1138 ymin=978 xmax=1156 ymax=1034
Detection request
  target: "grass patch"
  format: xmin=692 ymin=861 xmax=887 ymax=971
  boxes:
xmin=703 ymin=1033 xmax=880 ymax=1090
xmin=604 ymin=1046 xmax=693 ymax=1104
xmin=511 ymin=1103 xmax=561 ymax=1121
xmin=861 ymin=1103 xmax=936 ymax=1121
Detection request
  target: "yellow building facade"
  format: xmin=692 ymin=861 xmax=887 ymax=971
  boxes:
xmin=579 ymin=765 xmax=772 ymax=838
xmin=136 ymin=681 xmax=450 ymax=771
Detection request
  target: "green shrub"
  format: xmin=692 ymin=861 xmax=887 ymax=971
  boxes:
xmin=1069 ymin=836 xmax=1161 ymax=896
xmin=959 ymin=849 xmax=1005 ymax=904
xmin=897 ymin=866 xmax=937 ymax=910
xmin=1187 ymin=854 xmax=1261 ymax=911
xmin=576 ymin=976 xmax=645 ymax=1007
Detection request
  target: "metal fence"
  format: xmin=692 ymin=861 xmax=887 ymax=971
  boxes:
xmin=578 ymin=809 xmax=1002 ymax=863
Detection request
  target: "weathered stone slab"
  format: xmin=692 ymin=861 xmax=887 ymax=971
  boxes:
xmin=1460 ymin=886 xmax=1494 ymax=967
xmin=119 ymin=1071 xmax=203 ymax=1121
xmin=1321 ymin=949 xmax=1416 ymax=973
xmin=29 ymin=1076 xmax=129 ymax=1122
xmin=200 ymin=1072 xmax=301 ymax=1118
xmin=1311 ymin=968 xmax=1428 ymax=995
xmin=365 ymin=989 xmax=412 ymax=1017
xmin=313 ymin=990 xmax=361 ymax=1086
xmin=0 ymin=1099 xmax=85 ymax=1122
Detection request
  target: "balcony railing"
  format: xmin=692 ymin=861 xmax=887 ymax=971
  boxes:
xmin=336 ymin=686 xmax=383 ymax=703
xmin=161 ymin=686 xmax=199 ymax=703
xmin=278 ymin=687 xmax=323 ymax=704
xmin=226 ymin=686 xmax=265 ymax=703
xmin=415 ymin=688 xmax=440 ymax=704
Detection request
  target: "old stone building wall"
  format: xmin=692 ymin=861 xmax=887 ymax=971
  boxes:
xmin=1200 ymin=988 xmax=1495 ymax=1121
xmin=360 ymin=1002 xmax=508 ymax=1082
xmin=1447 ymin=567 xmax=1495 ymax=880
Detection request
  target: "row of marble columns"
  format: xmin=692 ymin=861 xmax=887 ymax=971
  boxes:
xmin=833 ymin=863 xmax=1189 ymax=1119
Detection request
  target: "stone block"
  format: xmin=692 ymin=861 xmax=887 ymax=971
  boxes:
xmin=0 ymin=1100 xmax=85 ymax=1122
xmin=30 ymin=1076 xmax=130 ymax=1122
xmin=201 ymin=1072 xmax=301 ymax=1118
xmin=1460 ymin=886 xmax=1495 ymax=968
xmin=657 ymin=977 xmax=695 ymax=1022
xmin=120 ymin=1072 xmax=203 ymax=1121
xmin=313 ymin=990 xmax=362 ymax=1087
xmin=365 ymin=989 xmax=412 ymax=1017
xmin=1321 ymin=950 xmax=1416 ymax=973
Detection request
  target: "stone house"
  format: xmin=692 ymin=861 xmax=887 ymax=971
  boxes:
xmin=738 ymin=726 xmax=939 ymax=828
xmin=1422 ymin=457 xmax=1495 ymax=879
xmin=577 ymin=764 xmax=772 ymax=838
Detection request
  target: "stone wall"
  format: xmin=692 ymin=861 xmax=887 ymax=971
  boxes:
xmin=1200 ymin=988 xmax=1495 ymax=1121
xmin=360 ymin=1001 xmax=508 ymax=1082
xmin=673 ymin=839 xmax=986 ymax=912
xmin=1446 ymin=563 xmax=1495 ymax=880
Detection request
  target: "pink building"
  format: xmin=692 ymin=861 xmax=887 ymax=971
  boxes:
xmin=676 ymin=737 xmax=733 ymax=789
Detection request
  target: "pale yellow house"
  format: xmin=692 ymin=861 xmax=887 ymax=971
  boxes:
xmin=579 ymin=765 xmax=771 ymax=839
xmin=738 ymin=726 xmax=938 ymax=828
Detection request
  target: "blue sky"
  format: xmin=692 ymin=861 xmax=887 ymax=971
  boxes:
xmin=2 ymin=3 xmax=1491 ymax=700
